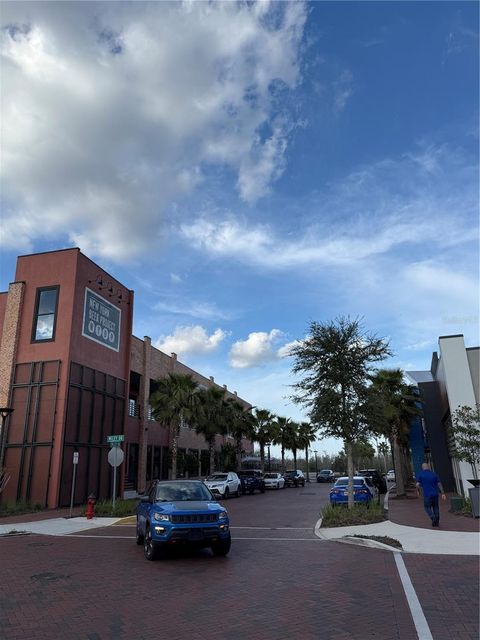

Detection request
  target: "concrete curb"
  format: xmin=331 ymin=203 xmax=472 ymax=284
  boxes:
xmin=335 ymin=536 xmax=402 ymax=553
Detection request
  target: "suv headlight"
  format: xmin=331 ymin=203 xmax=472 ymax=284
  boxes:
xmin=218 ymin=511 xmax=228 ymax=520
xmin=154 ymin=513 xmax=171 ymax=522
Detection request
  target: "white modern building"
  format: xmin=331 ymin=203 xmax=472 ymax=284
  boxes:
xmin=407 ymin=334 xmax=479 ymax=497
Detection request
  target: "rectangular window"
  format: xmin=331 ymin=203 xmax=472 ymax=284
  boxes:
xmin=32 ymin=287 xmax=59 ymax=342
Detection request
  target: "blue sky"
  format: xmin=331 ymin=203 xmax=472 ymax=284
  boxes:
xmin=1 ymin=1 xmax=478 ymax=456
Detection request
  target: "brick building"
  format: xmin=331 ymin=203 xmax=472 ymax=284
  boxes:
xmin=0 ymin=248 xmax=252 ymax=508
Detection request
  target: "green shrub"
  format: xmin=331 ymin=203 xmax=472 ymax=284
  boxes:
xmin=0 ymin=500 xmax=44 ymax=517
xmin=321 ymin=501 xmax=386 ymax=528
xmin=82 ymin=498 xmax=138 ymax=517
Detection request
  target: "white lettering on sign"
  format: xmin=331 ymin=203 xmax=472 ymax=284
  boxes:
xmin=82 ymin=288 xmax=121 ymax=352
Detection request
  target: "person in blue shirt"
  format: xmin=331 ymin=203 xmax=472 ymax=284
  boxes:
xmin=416 ymin=463 xmax=446 ymax=527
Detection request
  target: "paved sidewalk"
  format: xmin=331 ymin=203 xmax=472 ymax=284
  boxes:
xmin=0 ymin=516 xmax=119 ymax=536
xmin=315 ymin=485 xmax=480 ymax=554
xmin=315 ymin=518 xmax=480 ymax=554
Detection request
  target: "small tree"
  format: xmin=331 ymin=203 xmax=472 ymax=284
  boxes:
xmin=290 ymin=317 xmax=391 ymax=508
xmin=450 ymin=404 xmax=480 ymax=478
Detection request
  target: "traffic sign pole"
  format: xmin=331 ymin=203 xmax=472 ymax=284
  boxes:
xmin=69 ymin=451 xmax=79 ymax=519
xmin=107 ymin=441 xmax=124 ymax=511
xmin=112 ymin=463 xmax=117 ymax=512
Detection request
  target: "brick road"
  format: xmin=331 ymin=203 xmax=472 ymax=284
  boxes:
xmin=0 ymin=483 xmax=478 ymax=640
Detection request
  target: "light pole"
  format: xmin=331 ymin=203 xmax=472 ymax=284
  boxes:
xmin=265 ymin=442 xmax=271 ymax=472
xmin=0 ymin=407 xmax=14 ymax=469
xmin=313 ymin=449 xmax=319 ymax=476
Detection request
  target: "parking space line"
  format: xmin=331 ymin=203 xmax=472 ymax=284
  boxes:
xmin=394 ymin=553 xmax=433 ymax=640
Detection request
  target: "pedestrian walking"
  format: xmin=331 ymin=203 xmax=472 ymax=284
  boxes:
xmin=416 ymin=462 xmax=446 ymax=527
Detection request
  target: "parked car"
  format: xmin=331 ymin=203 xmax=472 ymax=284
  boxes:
xmin=386 ymin=469 xmax=396 ymax=482
xmin=329 ymin=476 xmax=377 ymax=506
xmin=237 ymin=469 xmax=266 ymax=494
xmin=357 ymin=469 xmax=387 ymax=494
xmin=136 ymin=480 xmax=231 ymax=560
xmin=204 ymin=471 xmax=242 ymax=499
xmin=284 ymin=469 xmax=306 ymax=487
xmin=316 ymin=469 xmax=335 ymax=483
xmin=263 ymin=472 xmax=285 ymax=489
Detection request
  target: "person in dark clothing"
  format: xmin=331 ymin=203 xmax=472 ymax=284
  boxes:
xmin=416 ymin=462 xmax=446 ymax=527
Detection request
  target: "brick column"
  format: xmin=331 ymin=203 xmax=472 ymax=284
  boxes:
xmin=0 ymin=282 xmax=25 ymax=406
xmin=137 ymin=336 xmax=152 ymax=493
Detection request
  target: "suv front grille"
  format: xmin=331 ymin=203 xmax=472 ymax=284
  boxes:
xmin=171 ymin=513 xmax=218 ymax=524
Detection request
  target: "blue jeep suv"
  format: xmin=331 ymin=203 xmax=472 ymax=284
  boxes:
xmin=136 ymin=480 xmax=231 ymax=560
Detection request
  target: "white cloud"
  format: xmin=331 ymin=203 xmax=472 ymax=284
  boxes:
xmin=154 ymin=325 xmax=227 ymax=356
xmin=332 ymin=69 xmax=354 ymax=114
xmin=0 ymin=1 xmax=306 ymax=260
xmin=154 ymin=298 xmax=232 ymax=321
xmin=277 ymin=339 xmax=304 ymax=358
xmin=230 ymin=329 xmax=284 ymax=368
xmin=180 ymin=142 xmax=477 ymax=269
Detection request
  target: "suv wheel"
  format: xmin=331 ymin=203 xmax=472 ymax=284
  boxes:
xmin=211 ymin=533 xmax=231 ymax=557
xmin=144 ymin=527 xmax=158 ymax=561
xmin=136 ymin=518 xmax=144 ymax=545
xmin=224 ymin=487 xmax=229 ymax=500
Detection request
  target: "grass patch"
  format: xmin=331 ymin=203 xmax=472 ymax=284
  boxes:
xmin=349 ymin=534 xmax=402 ymax=549
xmin=0 ymin=500 xmax=43 ymax=517
xmin=82 ymin=499 xmax=138 ymax=517
xmin=321 ymin=501 xmax=386 ymax=528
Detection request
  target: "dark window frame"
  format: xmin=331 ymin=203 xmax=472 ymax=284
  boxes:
xmin=31 ymin=285 xmax=60 ymax=343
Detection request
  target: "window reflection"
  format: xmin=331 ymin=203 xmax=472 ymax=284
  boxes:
xmin=33 ymin=287 xmax=58 ymax=342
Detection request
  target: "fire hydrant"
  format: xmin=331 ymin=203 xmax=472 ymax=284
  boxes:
xmin=86 ymin=493 xmax=96 ymax=519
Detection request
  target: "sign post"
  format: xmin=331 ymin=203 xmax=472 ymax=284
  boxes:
xmin=107 ymin=436 xmax=125 ymax=511
xmin=69 ymin=451 xmax=79 ymax=519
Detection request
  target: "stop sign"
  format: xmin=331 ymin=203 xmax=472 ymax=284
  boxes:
xmin=108 ymin=447 xmax=124 ymax=467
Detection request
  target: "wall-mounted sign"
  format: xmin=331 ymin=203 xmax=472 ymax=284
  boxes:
xmin=82 ymin=287 xmax=121 ymax=352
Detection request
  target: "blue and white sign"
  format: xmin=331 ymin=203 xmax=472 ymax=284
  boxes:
xmin=82 ymin=287 xmax=121 ymax=352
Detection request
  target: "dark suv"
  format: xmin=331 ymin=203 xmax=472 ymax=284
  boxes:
xmin=358 ymin=469 xmax=387 ymax=494
xmin=284 ymin=470 xmax=306 ymax=487
xmin=316 ymin=469 xmax=335 ymax=483
xmin=237 ymin=469 xmax=266 ymax=494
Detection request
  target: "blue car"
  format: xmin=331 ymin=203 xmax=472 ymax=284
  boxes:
xmin=136 ymin=480 xmax=231 ymax=560
xmin=329 ymin=476 xmax=377 ymax=506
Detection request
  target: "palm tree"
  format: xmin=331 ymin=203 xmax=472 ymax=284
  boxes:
xmin=196 ymin=386 xmax=229 ymax=475
xmin=273 ymin=416 xmax=292 ymax=472
xmin=227 ymin=399 xmax=255 ymax=471
xmin=368 ymin=369 xmax=422 ymax=496
xmin=297 ymin=422 xmax=318 ymax=481
xmin=150 ymin=373 xmax=199 ymax=479
xmin=251 ymin=409 xmax=276 ymax=472
xmin=286 ymin=421 xmax=301 ymax=470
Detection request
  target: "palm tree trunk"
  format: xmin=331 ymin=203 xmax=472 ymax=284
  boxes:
xmin=170 ymin=424 xmax=179 ymax=480
xmin=393 ymin=433 xmax=405 ymax=496
xmin=260 ymin=443 xmax=265 ymax=472
xmin=236 ymin=436 xmax=242 ymax=471
xmin=209 ymin=440 xmax=215 ymax=475
xmin=305 ymin=447 xmax=310 ymax=482
xmin=281 ymin=444 xmax=285 ymax=472
xmin=293 ymin=448 xmax=297 ymax=470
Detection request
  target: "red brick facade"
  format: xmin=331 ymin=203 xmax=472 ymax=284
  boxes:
xmin=0 ymin=249 xmax=252 ymax=508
